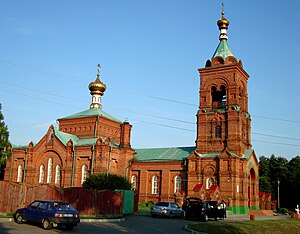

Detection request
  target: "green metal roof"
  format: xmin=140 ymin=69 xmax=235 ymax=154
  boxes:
xmin=12 ymin=144 xmax=29 ymax=149
xmin=212 ymin=40 xmax=234 ymax=60
xmin=59 ymin=107 xmax=121 ymax=123
xmin=54 ymin=128 xmax=79 ymax=145
xmin=135 ymin=146 xmax=195 ymax=162
xmin=195 ymin=149 xmax=254 ymax=159
xmin=54 ymin=128 xmax=119 ymax=147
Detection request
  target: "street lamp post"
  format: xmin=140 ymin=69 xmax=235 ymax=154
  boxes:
xmin=278 ymin=180 xmax=280 ymax=209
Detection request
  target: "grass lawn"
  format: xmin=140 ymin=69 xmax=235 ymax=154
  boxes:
xmin=187 ymin=219 xmax=300 ymax=234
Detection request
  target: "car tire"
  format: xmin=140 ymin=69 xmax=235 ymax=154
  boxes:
xmin=15 ymin=213 xmax=23 ymax=224
xmin=42 ymin=218 xmax=53 ymax=230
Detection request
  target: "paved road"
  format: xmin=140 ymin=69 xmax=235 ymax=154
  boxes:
xmin=0 ymin=214 xmax=290 ymax=234
xmin=0 ymin=215 xmax=193 ymax=234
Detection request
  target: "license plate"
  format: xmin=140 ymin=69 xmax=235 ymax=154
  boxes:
xmin=64 ymin=214 xmax=73 ymax=217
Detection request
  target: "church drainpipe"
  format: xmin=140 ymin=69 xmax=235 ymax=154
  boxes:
xmin=70 ymin=145 xmax=76 ymax=187
xmin=9 ymin=150 xmax=14 ymax=181
xmin=107 ymin=146 xmax=112 ymax=176
xmin=23 ymin=148 xmax=28 ymax=183
xmin=91 ymin=116 xmax=99 ymax=175
xmin=91 ymin=144 xmax=95 ymax=175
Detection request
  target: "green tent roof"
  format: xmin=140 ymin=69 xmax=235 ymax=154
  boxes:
xmin=135 ymin=146 xmax=195 ymax=162
xmin=59 ymin=107 xmax=121 ymax=123
xmin=53 ymin=128 xmax=119 ymax=147
xmin=194 ymin=149 xmax=254 ymax=159
xmin=212 ymin=40 xmax=234 ymax=60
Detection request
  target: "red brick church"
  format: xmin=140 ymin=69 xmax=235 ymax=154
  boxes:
xmin=4 ymin=10 xmax=259 ymax=214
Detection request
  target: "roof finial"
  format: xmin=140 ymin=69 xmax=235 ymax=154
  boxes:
xmin=221 ymin=2 xmax=225 ymax=19
xmin=97 ymin=64 xmax=101 ymax=80
xmin=89 ymin=64 xmax=106 ymax=109
xmin=217 ymin=3 xmax=230 ymax=41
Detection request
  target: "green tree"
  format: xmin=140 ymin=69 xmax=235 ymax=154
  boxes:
xmin=269 ymin=155 xmax=289 ymax=208
xmin=82 ymin=173 xmax=132 ymax=190
xmin=285 ymin=156 xmax=300 ymax=209
xmin=259 ymin=156 xmax=271 ymax=192
xmin=0 ymin=103 xmax=9 ymax=180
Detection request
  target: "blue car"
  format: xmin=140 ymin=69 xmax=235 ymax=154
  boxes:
xmin=14 ymin=200 xmax=80 ymax=230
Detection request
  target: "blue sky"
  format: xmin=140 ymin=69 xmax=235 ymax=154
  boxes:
xmin=0 ymin=0 xmax=299 ymax=160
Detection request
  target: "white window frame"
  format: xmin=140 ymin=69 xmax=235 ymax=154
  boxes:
xmin=131 ymin=175 xmax=137 ymax=190
xmin=39 ymin=165 xmax=45 ymax=183
xmin=17 ymin=165 xmax=22 ymax=182
xmin=152 ymin=176 xmax=158 ymax=194
xmin=55 ymin=165 xmax=60 ymax=184
xmin=47 ymin=158 xmax=53 ymax=183
xmin=174 ymin=175 xmax=182 ymax=193
xmin=206 ymin=177 xmax=214 ymax=189
xmin=81 ymin=165 xmax=88 ymax=184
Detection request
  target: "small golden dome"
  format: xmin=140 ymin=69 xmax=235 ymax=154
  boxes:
xmin=89 ymin=78 xmax=106 ymax=95
xmin=88 ymin=64 xmax=106 ymax=95
xmin=217 ymin=17 xmax=229 ymax=30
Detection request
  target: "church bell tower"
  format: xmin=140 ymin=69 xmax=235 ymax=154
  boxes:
xmin=196 ymin=8 xmax=252 ymax=156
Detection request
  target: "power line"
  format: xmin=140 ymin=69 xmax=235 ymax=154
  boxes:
xmin=1 ymin=86 xmax=298 ymax=148
xmin=252 ymin=132 xmax=300 ymax=141
xmin=0 ymin=85 xmax=195 ymax=125
xmin=252 ymin=139 xmax=300 ymax=147
xmin=1 ymin=60 xmax=299 ymax=124
xmin=252 ymin=115 xmax=300 ymax=124
xmin=1 ymin=85 xmax=300 ymax=142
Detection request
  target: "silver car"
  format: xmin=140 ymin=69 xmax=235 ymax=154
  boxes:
xmin=150 ymin=202 xmax=183 ymax=218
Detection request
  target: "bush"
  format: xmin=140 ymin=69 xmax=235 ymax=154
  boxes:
xmin=82 ymin=173 xmax=131 ymax=190
xmin=277 ymin=207 xmax=289 ymax=214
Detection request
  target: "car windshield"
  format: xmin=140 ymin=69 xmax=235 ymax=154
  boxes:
xmin=155 ymin=202 xmax=169 ymax=207
xmin=53 ymin=202 xmax=76 ymax=211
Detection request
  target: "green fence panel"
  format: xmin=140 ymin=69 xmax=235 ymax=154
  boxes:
xmin=116 ymin=190 xmax=134 ymax=215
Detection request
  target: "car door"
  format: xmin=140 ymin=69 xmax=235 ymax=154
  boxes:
xmin=24 ymin=201 xmax=40 ymax=222
xmin=35 ymin=201 xmax=47 ymax=223
xmin=171 ymin=203 xmax=181 ymax=216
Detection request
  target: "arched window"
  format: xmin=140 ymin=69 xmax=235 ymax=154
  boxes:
xmin=131 ymin=175 xmax=137 ymax=191
xmin=55 ymin=165 xmax=60 ymax=184
xmin=47 ymin=158 xmax=53 ymax=183
xmin=215 ymin=125 xmax=222 ymax=138
xmin=211 ymin=85 xmax=226 ymax=108
xmin=206 ymin=177 xmax=214 ymax=189
xmin=152 ymin=176 xmax=159 ymax=194
xmin=81 ymin=165 xmax=88 ymax=184
xmin=17 ymin=165 xmax=23 ymax=182
xmin=39 ymin=165 xmax=45 ymax=183
xmin=174 ymin=175 xmax=182 ymax=193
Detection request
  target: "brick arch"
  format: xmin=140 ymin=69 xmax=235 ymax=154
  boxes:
xmin=203 ymin=77 xmax=230 ymax=92
xmin=202 ymin=164 xmax=215 ymax=175
xmin=34 ymin=150 xmax=63 ymax=184
xmin=211 ymin=56 xmax=224 ymax=66
xmin=224 ymin=56 xmax=238 ymax=65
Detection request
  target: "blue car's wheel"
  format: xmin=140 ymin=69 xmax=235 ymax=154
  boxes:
xmin=42 ymin=218 xmax=53 ymax=230
xmin=15 ymin=213 xmax=23 ymax=224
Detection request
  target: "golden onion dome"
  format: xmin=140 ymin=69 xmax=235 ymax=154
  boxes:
xmin=217 ymin=17 xmax=229 ymax=29
xmin=89 ymin=78 xmax=106 ymax=94
xmin=88 ymin=64 xmax=106 ymax=95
